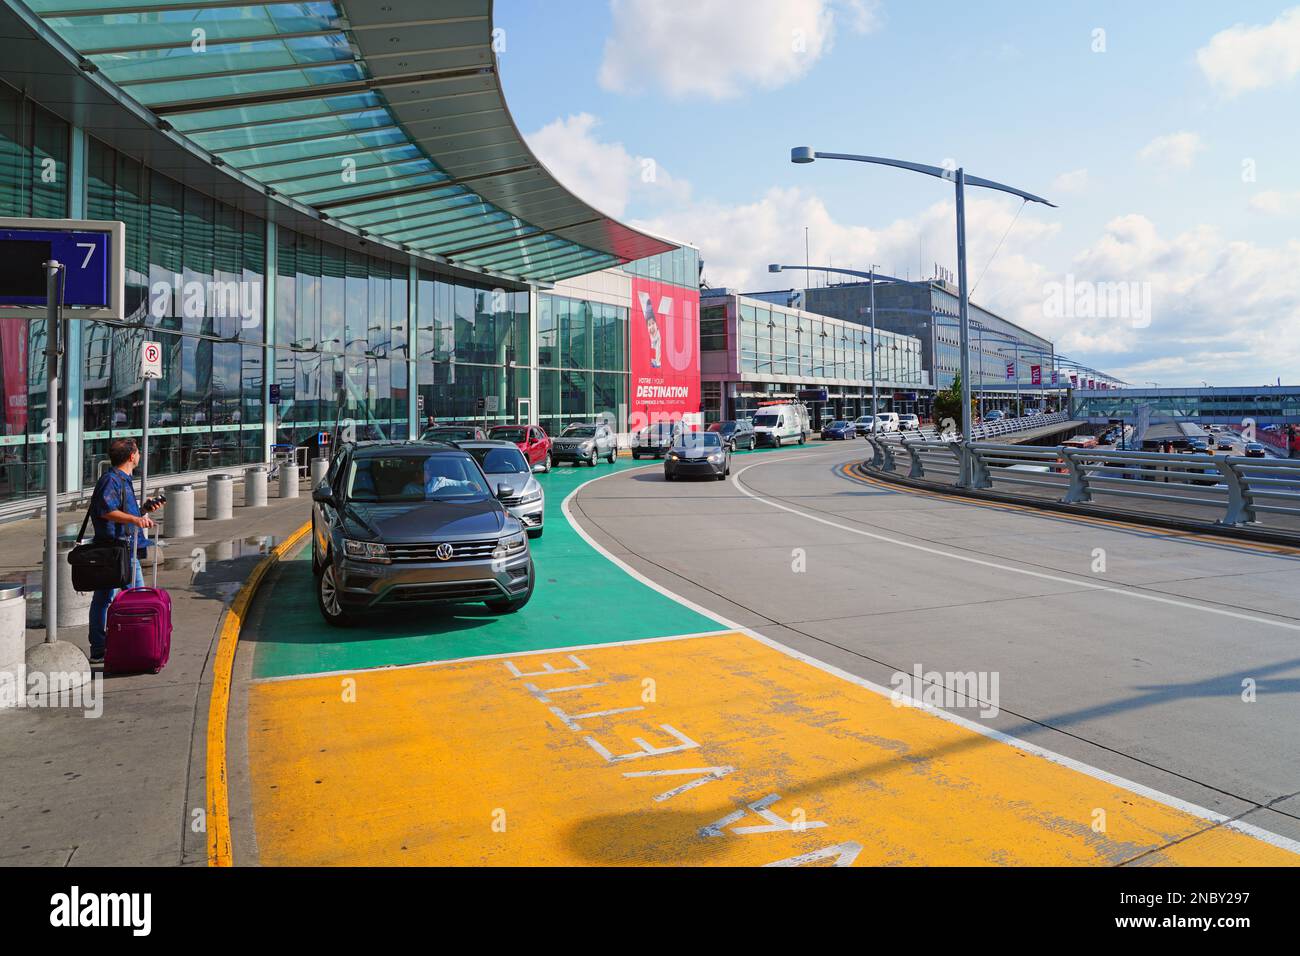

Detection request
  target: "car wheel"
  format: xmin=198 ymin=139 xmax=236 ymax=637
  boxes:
xmin=541 ymin=453 xmax=551 ymax=474
xmin=716 ymin=471 xmax=726 ymax=481
xmin=664 ymin=471 xmax=674 ymax=481
xmin=316 ymin=560 xmax=354 ymax=627
xmin=587 ymin=451 xmax=597 ymax=466
xmin=485 ymin=561 xmax=534 ymax=613
xmin=607 ymin=448 xmax=616 ymax=464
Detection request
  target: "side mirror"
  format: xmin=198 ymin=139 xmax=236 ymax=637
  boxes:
xmin=312 ymin=481 xmax=333 ymax=504
xmin=496 ymin=483 xmax=516 ymax=500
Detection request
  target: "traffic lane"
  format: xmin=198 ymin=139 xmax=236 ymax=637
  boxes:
xmin=246 ymin=632 xmax=1298 ymax=866
xmin=570 ymin=447 xmax=1300 ymax=841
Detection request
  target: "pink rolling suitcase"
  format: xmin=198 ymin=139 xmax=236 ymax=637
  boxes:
xmin=104 ymin=533 xmax=172 ymax=675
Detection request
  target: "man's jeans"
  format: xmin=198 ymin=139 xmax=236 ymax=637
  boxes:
xmin=88 ymin=556 xmax=144 ymax=658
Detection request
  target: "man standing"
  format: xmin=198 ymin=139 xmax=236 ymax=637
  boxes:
xmin=87 ymin=438 xmax=162 ymax=664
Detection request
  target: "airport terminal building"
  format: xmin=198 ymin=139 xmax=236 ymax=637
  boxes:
xmin=0 ymin=0 xmax=700 ymax=512
xmin=699 ymin=289 xmax=929 ymax=425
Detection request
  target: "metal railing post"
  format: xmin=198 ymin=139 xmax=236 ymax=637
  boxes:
xmin=1218 ymin=457 xmax=1255 ymax=526
xmin=965 ymin=443 xmax=992 ymax=489
xmin=905 ymin=441 xmax=925 ymax=478
xmin=1060 ymin=448 xmax=1090 ymax=503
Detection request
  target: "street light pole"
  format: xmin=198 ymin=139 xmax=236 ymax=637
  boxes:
xmin=869 ymin=264 xmax=879 ymax=421
xmin=791 ymin=147 xmax=1055 ymax=487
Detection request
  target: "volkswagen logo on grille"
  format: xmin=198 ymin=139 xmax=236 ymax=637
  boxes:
xmin=435 ymin=542 xmax=455 ymax=561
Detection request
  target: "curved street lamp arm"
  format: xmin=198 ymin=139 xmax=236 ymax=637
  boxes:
xmin=804 ymin=151 xmax=1057 ymax=207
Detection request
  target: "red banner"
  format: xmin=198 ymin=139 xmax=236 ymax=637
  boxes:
xmin=1030 ymin=364 xmax=1042 ymax=386
xmin=0 ymin=320 xmax=29 ymax=436
xmin=1005 ymin=361 xmax=1016 ymax=381
xmin=630 ymin=277 xmax=700 ymax=426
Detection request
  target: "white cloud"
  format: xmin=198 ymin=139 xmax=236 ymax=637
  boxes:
xmin=1137 ymin=132 xmax=1204 ymax=170
xmin=1196 ymin=7 xmax=1300 ymax=96
xmin=1052 ymin=168 xmax=1088 ymax=193
xmin=524 ymin=113 xmax=691 ymax=218
xmin=1249 ymin=190 xmax=1300 ymax=215
xmin=597 ymin=0 xmax=880 ymax=100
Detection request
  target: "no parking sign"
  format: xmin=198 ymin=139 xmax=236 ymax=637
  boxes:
xmin=141 ymin=340 xmax=162 ymax=380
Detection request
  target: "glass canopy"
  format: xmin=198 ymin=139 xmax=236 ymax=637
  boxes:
xmin=26 ymin=0 xmax=676 ymax=282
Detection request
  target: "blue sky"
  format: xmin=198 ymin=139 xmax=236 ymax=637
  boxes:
xmin=496 ymin=1 xmax=1300 ymax=386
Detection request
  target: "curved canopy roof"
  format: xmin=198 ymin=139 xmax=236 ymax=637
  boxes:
xmin=23 ymin=0 xmax=675 ymax=283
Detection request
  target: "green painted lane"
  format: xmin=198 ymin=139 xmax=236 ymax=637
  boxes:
xmin=247 ymin=441 xmax=831 ymax=679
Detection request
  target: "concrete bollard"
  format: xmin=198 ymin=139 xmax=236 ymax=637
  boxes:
xmin=206 ymin=473 xmax=234 ymax=521
xmin=244 ymin=466 xmax=268 ymax=508
xmin=278 ymin=461 xmax=299 ymax=499
xmin=50 ymin=536 xmax=92 ymax=627
xmin=0 ymin=582 xmax=25 ymax=708
xmin=164 ymin=483 xmax=194 ymax=539
xmin=310 ymin=457 xmax=329 ymax=490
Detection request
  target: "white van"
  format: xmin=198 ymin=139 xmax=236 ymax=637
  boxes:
xmin=751 ymin=403 xmax=810 ymax=447
xmin=869 ymin=413 xmax=900 ymax=433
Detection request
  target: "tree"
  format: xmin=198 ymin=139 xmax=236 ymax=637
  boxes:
xmin=931 ymin=373 xmax=972 ymax=438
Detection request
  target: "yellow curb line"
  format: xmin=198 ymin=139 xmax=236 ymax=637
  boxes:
xmin=206 ymin=520 xmax=312 ymax=867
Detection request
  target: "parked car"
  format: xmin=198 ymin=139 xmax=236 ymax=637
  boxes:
xmin=551 ymin=421 xmax=617 ymax=465
xmin=820 ymin=420 xmax=856 ymax=441
xmin=664 ymin=430 xmax=730 ymax=481
xmin=851 ymin=415 xmax=875 ymax=436
xmin=310 ymin=441 xmax=533 ymax=626
xmin=421 ymin=424 xmax=487 ymax=443
xmin=869 ymin=412 xmax=901 ymax=433
xmin=1244 ymin=442 xmax=1268 ymax=458
xmin=708 ymin=419 xmax=755 ymax=451
xmin=897 ymin=414 xmax=921 ymax=431
xmin=460 ymin=440 xmax=545 ymax=538
xmin=983 ymin=409 xmax=1007 ymax=422
xmin=631 ymin=420 xmax=683 ymax=459
xmin=488 ymin=423 xmax=552 ymax=473
xmin=752 ymin=403 xmax=810 ymax=447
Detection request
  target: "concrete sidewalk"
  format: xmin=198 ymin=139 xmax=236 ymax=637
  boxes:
xmin=0 ymin=474 xmax=312 ymax=866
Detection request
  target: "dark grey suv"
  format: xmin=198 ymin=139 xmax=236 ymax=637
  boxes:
xmin=310 ymin=441 xmax=534 ymax=626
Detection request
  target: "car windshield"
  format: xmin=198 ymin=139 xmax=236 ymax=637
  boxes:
xmin=677 ymin=431 xmax=722 ymax=450
xmin=467 ymin=446 xmax=530 ymax=475
xmin=708 ymin=422 xmax=732 ymax=433
xmin=829 ymin=421 xmax=849 ymax=428
xmin=491 ymin=427 xmax=527 ymax=442
xmin=346 ymin=454 xmax=491 ymax=502
xmin=563 ymin=425 xmax=595 ymax=437
xmin=423 ymin=428 xmax=475 ymax=441
xmin=753 ymin=414 xmax=778 ymax=427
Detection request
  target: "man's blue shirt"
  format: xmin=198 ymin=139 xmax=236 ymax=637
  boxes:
xmin=90 ymin=468 xmax=139 ymax=544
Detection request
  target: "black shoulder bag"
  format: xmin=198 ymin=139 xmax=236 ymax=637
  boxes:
xmin=67 ymin=477 xmax=135 ymax=592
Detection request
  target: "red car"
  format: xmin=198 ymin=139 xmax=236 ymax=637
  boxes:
xmin=488 ymin=424 xmax=552 ymax=473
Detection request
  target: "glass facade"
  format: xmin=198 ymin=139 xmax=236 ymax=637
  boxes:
xmin=734 ymin=300 xmax=923 ymax=385
xmin=274 ymin=228 xmax=411 ymax=445
xmin=536 ymin=293 xmax=628 ymax=437
xmin=413 ymin=271 xmax=529 ymax=429
xmin=621 ymin=245 xmax=699 ymax=290
xmin=1072 ymin=389 xmax=1300 ymax=423
xmin=0 ymin=83 xmax=69 ymax=501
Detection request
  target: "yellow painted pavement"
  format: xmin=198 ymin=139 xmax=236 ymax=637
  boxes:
xmin=247 ymin=631 xmax=1298 ymax=866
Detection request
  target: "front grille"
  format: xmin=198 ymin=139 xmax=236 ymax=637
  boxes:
xmin=386 ymin=581 xmax=502 ymax=602
xmin=387 ymin=540 xmax=497 ymax=563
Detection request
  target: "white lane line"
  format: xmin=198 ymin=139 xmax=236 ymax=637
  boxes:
xmin=732 ymin=458 xmax=1300 ymax=634
xmin=561 ymin=457 xmax=1300 ymax=856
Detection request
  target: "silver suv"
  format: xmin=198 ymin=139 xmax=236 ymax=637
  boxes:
xmin=551 ymin=422 xmax=617 ymax=466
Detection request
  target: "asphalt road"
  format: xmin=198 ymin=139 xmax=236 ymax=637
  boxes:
xmin=570 ymin=442 xmax=1300 ymax=845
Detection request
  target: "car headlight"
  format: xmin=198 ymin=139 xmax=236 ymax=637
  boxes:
xmin=668 ymin=452 xmax=680 ymax=461
xmin=343 ymin=538 xmax=390 ymax=564
xmin=708 ymin=453 xmax=723 ymax=463
xmin=493 ymin=532 xmax=528 ymax=560
xmin=580 ymin=441 xmax=593 ymax=452
xmin=518 ymin=489 xmax=542 ymax=504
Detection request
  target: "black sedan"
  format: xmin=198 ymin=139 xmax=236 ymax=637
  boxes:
xmin=820 ymin=420 xmax=856 ymax=440
xmin=1244 ymin=442 xmax=1268 ymax=458
xmin=708 ymin=419 xmax=755 ymax=451
xmin=664 ymin=431 xmax=730 ymax=481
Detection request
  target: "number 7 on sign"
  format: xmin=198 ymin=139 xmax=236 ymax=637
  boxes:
xmin=76 ymin=242 xmax=95 ymax=268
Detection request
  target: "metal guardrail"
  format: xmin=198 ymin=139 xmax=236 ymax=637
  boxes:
xmin=862 ymin=432 xmax=1300 ymax=531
